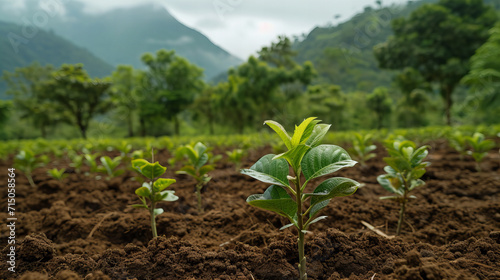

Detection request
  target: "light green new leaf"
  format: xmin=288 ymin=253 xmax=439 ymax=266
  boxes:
xmin=247 ymin=185 xmax=297 ymax=222
xmin=140 ymin=161 xmax=166 ymax=180
xmin=377 ymin=174 xmax=403 ymax=195
xmin=307 ymin=177 xmax=359 ymax=207
xmin=199 ymin=165 xmax=214 ymax=176
xmin=273 ymin=144 xmax=310 ymax=171
xmin=301 ymin=145 xmax=357 ymax=181
xmin=135 ymin=186 xmax=151 ymax=197
xmin=265 ymin=120 xmax=292 ymax=150
xmin=305 ymin=124 xmax=331 ymax=148
xmin=153 ymin=178 xmax=176 ymax=192
xmin=132 ymin=159 xmax=149 ymax=172
xmin=176 ymin=166 xmax=197 ymax=177
xmin=410 ymin=146 xmax=428 ymax=167
xmin=241 ymin=154 xmax=290 ymax=187
xmin=291 ymin=117 xmax=318 ymax=147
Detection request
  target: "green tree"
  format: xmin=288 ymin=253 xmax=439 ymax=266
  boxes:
xmin=110 ymin=65 xmax=142 ymax=137
xmin=374 ymin=0 xmax=497 ymax=125
xmin=305 ymin=84 xmax=347 ymax=130
xmin=2 ymin=63 xmax=59 ymax=138
xmin=462 ymin=21 xmax=500 ymax=122
xmin=221 ymin=56 xmax=316 ymax=132
xmin=191 ymin=84 xmax=223 ymax=135
xmin=258 ymin=35 xmax=298 ymax=69
xmin=140 ymin=49 xmax=204 ymax=135
xmin=39 ymin=64 xmax=111 ymax=139
xmin=394 ymin=68 xmax=432 ymax=127
xmin=367 ymin=87 xmax=392 ymax=129
xmin=0 ymin=100 xmax=12 ymax=139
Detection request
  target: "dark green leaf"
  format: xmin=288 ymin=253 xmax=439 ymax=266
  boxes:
xmin=247 ymin=185 xmax=297 ymax=222
xmin=301 ymin=145 xmax=357 ymax=181
xmin=308 ymin=177 xmax=359 ymax=207
xmin=241 ymin=154 xmax=290 ymax=187
xmin=305 ymin=124 xmax=331 ymax=148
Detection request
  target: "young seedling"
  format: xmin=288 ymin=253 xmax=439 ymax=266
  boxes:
xmin=466 ymin=132 xmax=495 ymax=171
xmin=226 ymin=148 xmax=246 ymax=171
xmin=99 ymin=156 xmax=124 ymax=180
xmin=131 ymin=157 xmax=178 ymax=238
xmin=47 ymin=168 xmax=68 ymax=182
xmin=241 ymin=117 xmax=359 ymax=280
xmin=448 ymin=131 xmax=468 ymax=160
xmin=14 ymin=150 xmax=47 ymax=188
xmin=84 ymin=152 xmax=100 ymax=175
xmin=175 ymin=142 xmax=214 ymax=213
xmin=377 ymin=139 xmax=429 ymax=235
xmin=349 ymin=132 xmax=377 ymax=167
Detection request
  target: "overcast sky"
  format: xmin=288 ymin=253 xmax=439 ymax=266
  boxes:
xmin=4 ymin=0 xmax=410 ymax=59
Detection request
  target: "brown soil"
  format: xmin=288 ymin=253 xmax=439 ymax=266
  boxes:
xmin=0 ymin=141 xmax=499 ymax=280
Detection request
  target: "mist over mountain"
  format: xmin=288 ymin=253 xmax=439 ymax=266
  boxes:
xmin=0 ymin=1 xmax=242 ymax=81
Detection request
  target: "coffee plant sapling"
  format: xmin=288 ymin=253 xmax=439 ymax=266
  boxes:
xmin=175 ymin=142 xmax=214 ymax=213
xmin=226 ymin=148 xmax=246 ymax=171
xmin=47 ymin=168 xmax=68 ymax=182
xmin=466 ymin=132 xmax=495 ymax=171
xmin=448 ymin=131 xmax=468 ymax=160
xmin=14 ymin=150 xmax=47 ymax=188
xmin=241 ymin=117 xmax=359 ymax=280
xmin=99 ymin=156 xmax=124 ymax=180
xmin=349 ymin=132 xmax=377 ymax=167
xmin=131 ymin=158 xmax=178 ymax=238
xmin=377 ymin=139 xmax=429 ymax=235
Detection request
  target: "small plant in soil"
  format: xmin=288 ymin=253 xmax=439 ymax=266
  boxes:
xmin=241 ymin=117 xmax=359 ymax=280
xmin=377 ymin=138 xmax=429 ymax=235
xmin=14 ymin=150 xmax=47 ymax=188
xmin=98 ymin=156 xmax=124 ymax=180
xmin=68 ymin=152 xmax=84 ymax=174
xmin=226 ymin=148 xmax=246 ymax=171
xmin=83 ymin=152 xmax=100 ymax=175
xmin=349 ymin=132 xmax=377 ymax=167
xmin=131 ymin=158 xmax=178 ymax=238
xmin=47 ymin=168 xmax=68 ymax=182
xmin=448 ymin=131 xmax=468 ymax=160
xmin=466 ymin=132 xmax=495 ymax=171
xmin=175 ymin=142 xmax=214 ymax=213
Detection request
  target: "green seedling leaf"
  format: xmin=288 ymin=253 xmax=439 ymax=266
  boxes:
xmin=383 ymin=157 xmax=410 ymax=172
xmin=305 ymin=124 xmax=331 ymax=148
xmin=196 ymin=153 xmax=209 ymax=170
xmin=131 ymin=204 xmax=148 ymax=209
xmin=274 ymin=144 xmax=310 ymax=171
xmin=307 ymin=177 xmax=359 ymax=207
xmin=309 ymin=200 xmax=330 ymax=218
xmin=132 ymin=159 xmax=149 ymax=172
xmin=410 ymin=146 xmax=429 ymax=167
xmin=176 ymin=166 xmax=197 ymax=177
xmin=301 ymin=145 xmax=357 ymax=181
xmin=199 ymin=165 xmax=214 ymax=176
xmin=154 ymin=178 xmax=176 ymax=192
xmin=241 ymin=154 xmax=290 ymax=187
xmin=305 ymin=216 xmax=328 ymax=228
xmin=135 ymin=186 xmax=151 ymax=197
xmin=265 ymin=120 xmax=292 ymax=150
xmin=280 ymin=223 xmax=295 ymax=230
xmin=377 ymin=174 xmax=403 ymax=195
xmin=291 ymin=117 xmax=319 ymax=147
xmin=138 ymin=161 xmax=166 ymax=180
xmin=247 ymin=185 xmax=297 ymax=223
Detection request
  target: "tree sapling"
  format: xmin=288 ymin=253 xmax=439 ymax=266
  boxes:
xmin=14 ymin=150 xmax=47 ymax=188
xmin=175 ymin=142 xmax=214 ymax=213
xmin=466 ymin=132 xmax=495 ymax=171
xmin=349 ymin=132 xmax=377 ymax=167
xmin=131 ymin=157 xmax=178 ymax=238
xmin=241 ymin=117 xmax=359 ymax=280
xmin=47 ymin=168 xmax=68 ymax=182
xmin=377 ymin=138 xmax=429 ymax=235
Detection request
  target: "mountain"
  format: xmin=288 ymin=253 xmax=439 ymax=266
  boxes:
xmin=0 ymin=21 xmax=114 ymax=99
xmin=293 ymin=0 xmax=500 ymax=92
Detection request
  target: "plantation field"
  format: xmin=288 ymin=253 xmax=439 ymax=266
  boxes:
xmin=0 ymin=138 xmax=499 ymax=280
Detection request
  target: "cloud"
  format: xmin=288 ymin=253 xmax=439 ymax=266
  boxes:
xmin=146 ymin=36 xmax=194 ymax=46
